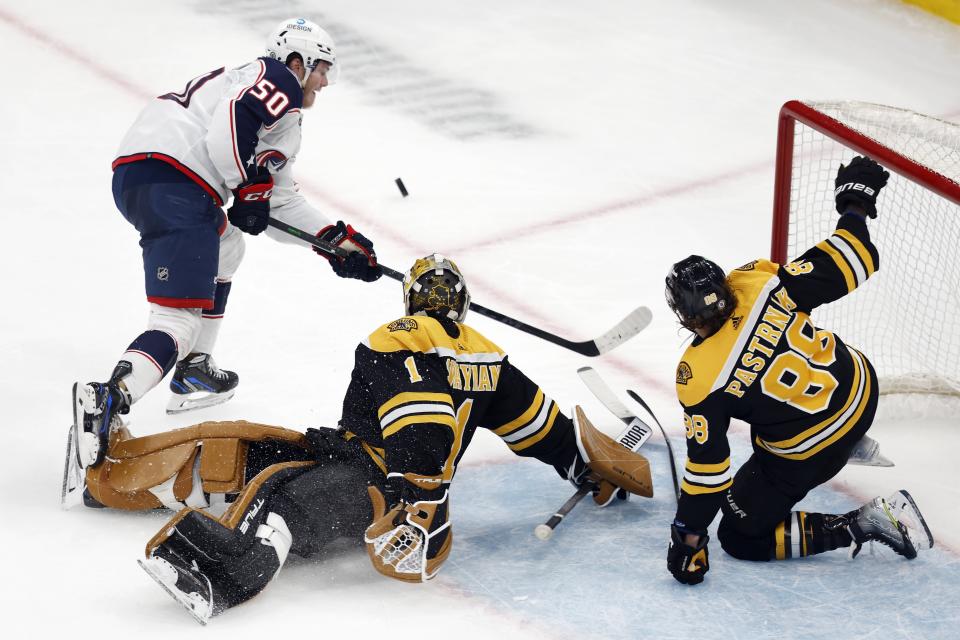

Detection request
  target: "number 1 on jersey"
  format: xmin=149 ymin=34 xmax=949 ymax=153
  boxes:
xmin=404 ymin=356 xmax=423 ymax=383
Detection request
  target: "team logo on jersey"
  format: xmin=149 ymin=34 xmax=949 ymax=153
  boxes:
xmin=256 ymin=150 xmax=288 ymax=172
xmin=157 ymin=267 xmax=169 ymax=282
xmin=736 ymin=260 xmax=757 ymax=271
xmin=676 ymin=361 xmax=693 ymax=385
xmin=388 ymin=318 xmax=419 ymax=332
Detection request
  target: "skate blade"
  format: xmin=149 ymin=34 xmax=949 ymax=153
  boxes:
xmin=138 ymin=558 xmax=212 ymax=625
xmin=896 ymin=490 xmax=935 ymax=552
xmin=846 ymin=451 xmax=895 ymax=467
xmin=60 ymin=424 xmax=84 ymax=509
xmin=166 ymin=389 xmax=235 ymax=415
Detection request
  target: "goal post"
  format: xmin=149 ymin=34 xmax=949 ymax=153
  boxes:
xmin=770 ymin=100 xmax=960 ymax=395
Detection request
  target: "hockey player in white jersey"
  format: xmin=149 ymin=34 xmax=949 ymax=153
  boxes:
xmin=71 ymin=18 xmax=382 ymax=470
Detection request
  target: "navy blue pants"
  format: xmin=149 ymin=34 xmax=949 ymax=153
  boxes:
xmin=112 ymin=160 xmax=226 ymax=309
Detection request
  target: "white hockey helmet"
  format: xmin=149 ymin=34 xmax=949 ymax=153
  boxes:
xmin=265 ymin=17 xmax=338 ymax=87
xmin=404 ymin=254 xmax=471 ymax=322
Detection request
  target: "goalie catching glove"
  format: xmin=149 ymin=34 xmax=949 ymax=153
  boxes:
xmin=560 ymin=405 xmax=653 ymax=505
xmin=364 ymin=472 xmax=452 ymax=583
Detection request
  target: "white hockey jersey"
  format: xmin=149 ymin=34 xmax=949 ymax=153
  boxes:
xmin=114 ymin=57 xmax=332 ymax=241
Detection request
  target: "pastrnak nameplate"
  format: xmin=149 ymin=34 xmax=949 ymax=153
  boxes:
xmin=676 ymin=361 xmax=693 ymax=385
xmin=388 ymin=318 xmax=419 ymax=332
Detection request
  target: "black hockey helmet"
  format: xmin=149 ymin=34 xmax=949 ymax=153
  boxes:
xmin=403 ymin=253 xmax=471 ymax=322
xmin=665 ymin=255 xmax=735 ymax=336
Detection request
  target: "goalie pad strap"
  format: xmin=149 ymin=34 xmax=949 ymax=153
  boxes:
xmin=87 ymin=421 xmax=313 ymax=511
xmin=574 ymin=406 xmax=654 ymax=498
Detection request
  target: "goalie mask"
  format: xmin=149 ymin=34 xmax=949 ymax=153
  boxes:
xmin=403 ymin=254 xmax=471 ymax=322
xmin=265 ymin=18 xmax=338 ymax=87
xmin=665 ymin=255 xmax=735 ymax=336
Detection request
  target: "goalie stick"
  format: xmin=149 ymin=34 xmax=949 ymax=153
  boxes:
xmin=576 ymin=367 xmax=680 ymax=502
xmin=267 ymin=219 xmax=652 ymax=356
xmin=534 ymin=369 xmax=655 ymax=540
xmin=625 ymin=389 xmax=681 ymax=502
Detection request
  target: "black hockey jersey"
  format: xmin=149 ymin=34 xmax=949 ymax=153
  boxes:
xmin=338 ymin=315 xmax=578 ymax=481
xmin=674 ymin=214 xmax=880 ymax=532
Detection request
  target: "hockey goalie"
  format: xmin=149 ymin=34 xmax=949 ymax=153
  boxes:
xmin=62 ymin=253 xmax=653 ymax=624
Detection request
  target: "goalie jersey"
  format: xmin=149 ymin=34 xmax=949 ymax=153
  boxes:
xmin=338 ymin=315 xmax=578 ymax=481
xmin=674 ymin=214 xmax=880 ymax=532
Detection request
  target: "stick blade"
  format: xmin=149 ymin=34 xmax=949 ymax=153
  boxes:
xmin=593 ymin=306 xmax=652 ymax=355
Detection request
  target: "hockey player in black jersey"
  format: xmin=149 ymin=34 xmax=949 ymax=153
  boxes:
xmin=664 ymin=156 xmax=933 ymax=586
xmin=135 ymin=253 xmax=652 ymax=622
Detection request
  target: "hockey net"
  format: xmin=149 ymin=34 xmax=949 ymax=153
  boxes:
xmin=771 ymin=100 xmax=960 ymax=396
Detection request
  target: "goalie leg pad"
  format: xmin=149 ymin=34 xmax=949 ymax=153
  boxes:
xmin=143 ymin=460 xmax=315 ymax=616
xmin=573 ymin=406 xmax=653 ymax=498
xmin=84 ymin=420 xmax=313 ymax=510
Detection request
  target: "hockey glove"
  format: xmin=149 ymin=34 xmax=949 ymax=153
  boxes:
xmin=834 ymin=156 xmax=889 ymax=219
xmin=364 ymin=472 xmax=452 ymax=582
xmin=667 ymin=523 xmax=710 ymax=585
xmin=228 ymin=170 xmax=273 ymax=235
xmin=315 ymin=221 xmax=382 ymax=282
xmin=556 ymin=451 xmax=627 ymax=507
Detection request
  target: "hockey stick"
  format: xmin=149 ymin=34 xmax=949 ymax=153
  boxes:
xmin=534 ymin=485 xmax=592 ymax=540
xmin=267 ymin=218 xmax=653 ymax=356
xmin=626 ymin=389 xmax=681 ymax=502
xmin=534 ymin=370 xmax=655 ymax=540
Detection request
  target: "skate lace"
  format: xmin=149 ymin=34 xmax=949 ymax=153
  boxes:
xmin=199 ymin=356 xmax=228 ymax=380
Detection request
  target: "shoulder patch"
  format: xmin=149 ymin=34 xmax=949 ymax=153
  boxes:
xmin=676 ymin=361 xmax=694 ymax=385
xmin=736 ymin=260 xmax=758 ymax=271
xmin=387 ymin=318 xmax=419 ymax=332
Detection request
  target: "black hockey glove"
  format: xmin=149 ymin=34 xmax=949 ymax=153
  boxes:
xmin=315 ymin=221 xmax=382 ymax=282
xmin=834 ymin=156 xmax=889 ymax=219
xmin=228 ymin=169 xmax=273 ymax=235
xmin=667 ymin=523 xmax=709 ymax=585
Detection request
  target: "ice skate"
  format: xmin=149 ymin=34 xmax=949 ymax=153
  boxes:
xmin=73 ymin=377 xmax=131 ymax=466
xmin=139 ymin=550 xmax=217 ymax=625
xmin=167 ymin=353 xmax=238 ymax=414
xmin=846 ymin=434 xmax=894 ymax=467
xmin=845 ymin=490 xmax=934 ymax=559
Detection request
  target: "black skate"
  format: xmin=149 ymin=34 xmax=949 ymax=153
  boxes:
xmin=845 ymin=490 xmax=934 ymax=559
xmin=139 ymin=547 xmax=220 ymax=625
xmin=167 ymin=353 xmax=239 ymax=414
xmin=63 ymin=376 xmax=131 ymax=506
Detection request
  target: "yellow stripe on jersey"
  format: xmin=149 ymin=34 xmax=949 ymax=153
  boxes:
xmin=833 ymin=229 xmax=876 ymax=277
xmin=680 ymin=477 xmax=733 ymax=495
xmin=756 ymin=349 xmax=872 ymax=459
xmin=681 ymin=457 xmax=732 ymax=495
xmin=382 ymin=413 xmax=457 ymax=438
xmin=508 ymin=403 xmax=560 ymax=452
xmin=815 ymin=239 xmax=856 ymax=293
xmin=685 ymin=460 xmax=730 ymax=473
xmin=492 ymin=389 xmax=544 ymax=435
xmin=366 ymin=315 xmax=505 ymax=360
xmin=377 ymin=392 xmax=454 ymax=420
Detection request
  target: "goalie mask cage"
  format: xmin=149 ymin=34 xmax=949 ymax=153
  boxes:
xmin=771 ymin=100 xmax=960 ymax=396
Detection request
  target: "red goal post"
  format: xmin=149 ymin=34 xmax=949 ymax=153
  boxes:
xmin=770 ymin=100 xmax=960 ymax=395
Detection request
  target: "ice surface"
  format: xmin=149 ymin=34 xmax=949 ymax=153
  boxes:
xmin=1 ymin=0 xmax=959 ymax=637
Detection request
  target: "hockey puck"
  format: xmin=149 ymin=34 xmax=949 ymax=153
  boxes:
xmin=395 ymin=177 xmax=409 ymax=197
xmin=534 ymin=524 xmax=553 ymax=540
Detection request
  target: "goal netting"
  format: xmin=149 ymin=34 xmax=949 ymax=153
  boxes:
xmin=771 ymin=100 xmax=960 ymax=396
